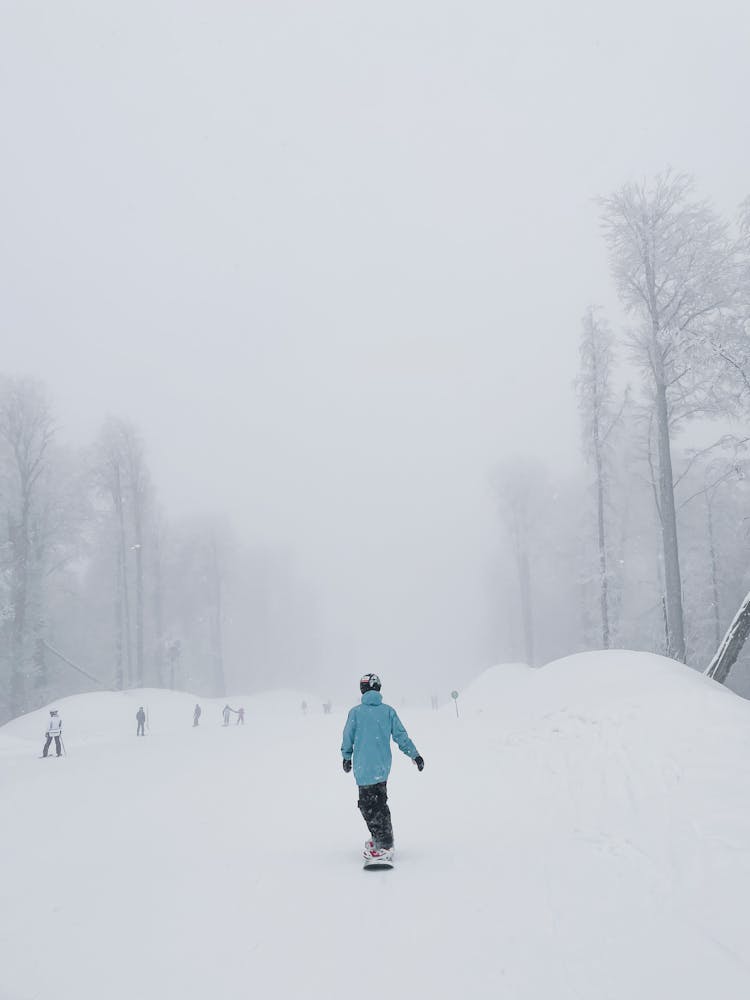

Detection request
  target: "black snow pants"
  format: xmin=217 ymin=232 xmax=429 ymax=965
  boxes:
xmin=43 ymin=735 xmax=61 ymax=757
xmin=137 ymin=720 xmax=145 ymax=736
xmin=358 ymin=782 xmax=394 ymax=850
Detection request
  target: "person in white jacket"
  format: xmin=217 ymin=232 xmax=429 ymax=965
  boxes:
xmin=42 ymin=710 xmax=63 ymax=757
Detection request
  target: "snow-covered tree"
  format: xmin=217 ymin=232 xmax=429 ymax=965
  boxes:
xmin=495 ymin=458 xmax=550 ymax=666
xmin=600 ymin=172 xmax=745 ymax=661
xmin=0 ymin=378 xmax=55 ymax=715
xmin=576 ymin=307 xmax=625 ymax=648
xmin=93 ymin=419 xmax=134 ymax=688
xmin=92 ymin=418 xmax=154 ymax=688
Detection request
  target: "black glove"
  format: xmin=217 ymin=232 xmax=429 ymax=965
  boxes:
xmin=414 ymin=755 xmax=424 ymax=771
xmin=342 ymin=758 xmax=352 ymax=773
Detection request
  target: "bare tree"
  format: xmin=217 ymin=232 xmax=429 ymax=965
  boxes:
xmin=576 ymin=308 xmax=626 ymax=648
xmin=164 ymin=517 xmax=231 ymax=695
xmin=151 ymin=508 xmax=167 ymax=688
xmin=208 ymin=533 xmax=226 ymax=697
xmin=495 ymin=458 xmax=548 ymax=666
xmin=119 ymin=425 xmax=150 ymax=688
xmin=676 ymin=440 xmax=748 ymax=654
xmin=94 ymin=420 xmax=133 ymax=688
xmin=600 ymin=172 xmax=744 ymax=661
xmin=0 ymin=378 xmax=55 ymax=716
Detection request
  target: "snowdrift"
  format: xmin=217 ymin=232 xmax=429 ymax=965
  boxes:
xmin=2 ymin=650 xmax=750 ymax=1000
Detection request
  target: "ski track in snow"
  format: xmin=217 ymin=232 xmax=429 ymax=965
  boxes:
xmin=2 ymin=652 xmax=750 ymax=999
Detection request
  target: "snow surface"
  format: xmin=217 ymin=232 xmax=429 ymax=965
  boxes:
xmin=3 ymin=651 xmax=750 ymax=999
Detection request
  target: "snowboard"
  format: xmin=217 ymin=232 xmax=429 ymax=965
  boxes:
xmin=363 ymin=853 xmax=394 ymax=871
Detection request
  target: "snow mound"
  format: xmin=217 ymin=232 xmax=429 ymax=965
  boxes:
xmin=459 ymin=649 xmax=735 ymax=725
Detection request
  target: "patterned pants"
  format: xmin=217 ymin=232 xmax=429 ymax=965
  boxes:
xmin=357 ymin=782 xmax=394 ymax=850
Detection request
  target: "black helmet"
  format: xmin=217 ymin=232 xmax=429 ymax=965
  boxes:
xmin=360 ymin=673 xmax=381 ymax=695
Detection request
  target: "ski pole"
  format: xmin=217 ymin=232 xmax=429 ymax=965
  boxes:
xmin=60 ymin=736 xmax=67 ymax=757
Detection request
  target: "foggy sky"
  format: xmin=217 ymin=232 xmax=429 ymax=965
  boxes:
xmin=2 ymin=1 xmax=749 ymax=692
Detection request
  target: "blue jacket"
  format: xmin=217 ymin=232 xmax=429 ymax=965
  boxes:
xmin=341 ymin=691 xmax=418 ymax=787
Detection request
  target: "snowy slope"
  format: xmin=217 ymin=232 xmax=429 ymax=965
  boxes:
xmin=3 ymin=651 xmax=750 ymax=999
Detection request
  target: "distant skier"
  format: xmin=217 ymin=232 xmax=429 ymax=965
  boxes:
xmin=193 ymin=704 xmax=201 ymax=727
xmin=136 ymin=706 xmax=146 ymax=736
xmin=236 ymin=707 xmax=245 ymax=725
xmin=341 ymin=674 xmax=424 ymax=865
xmin=42 ymin=709 xmax=63 ymax=758
xmin=222 ymin=705 xmax=232 ymax=726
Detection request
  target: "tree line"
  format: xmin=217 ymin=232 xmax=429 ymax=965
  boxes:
xmin=0 ymin=388 xmax=318 ymax=723
xmin=496 ymin=171 xmax=750 ymax=688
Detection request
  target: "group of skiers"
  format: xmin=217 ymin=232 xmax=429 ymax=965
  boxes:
xmin=40 ymin=673 xmax=422 ymax=867
xmin=136 ymin=703 xmax=245 ymax=732
xmin=222 ymin=704 xmax=245 ymax=726
xmin=40 ymin=701 xmax=250 ymax=753
xmin=193 ymin=703 xmax=245 ymax=727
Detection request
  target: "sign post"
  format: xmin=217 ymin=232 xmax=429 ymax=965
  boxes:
xmin=451 ymin=690 xmax=459 ymax=718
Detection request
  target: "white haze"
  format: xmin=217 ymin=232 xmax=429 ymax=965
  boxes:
xmin=2 ymin=1 xmax=749 ymax=694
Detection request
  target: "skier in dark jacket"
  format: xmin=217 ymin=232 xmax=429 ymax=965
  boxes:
xmin=341 ymin=674 xmax=424 ymax=862
xmin=136 ymin=707 xmax=146 ymax=736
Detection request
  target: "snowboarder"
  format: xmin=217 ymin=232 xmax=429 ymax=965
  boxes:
xmin=341 ymin=674 xmax=424 ymax=866
xmin=42 ymin=709 xmax=63 ymax=758
xmin=236 ymin=707 xmax=245 ymax=725
xmin=193 ymin=704 xmax=201 ymax=727
xmin=222 ymin=705 xmax=232 ymax=726
xmin=136 ymin=706 xmax=146 ymax=736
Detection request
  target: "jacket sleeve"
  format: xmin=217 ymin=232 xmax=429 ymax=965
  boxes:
xmin=341 ymin=708 xmax=357 ymax=760
xmin=390 ymin=710 xmax=418 ymax=758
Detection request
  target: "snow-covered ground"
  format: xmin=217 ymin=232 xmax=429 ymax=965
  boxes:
xmin=3 ymin=651 xmax=750 ymax=999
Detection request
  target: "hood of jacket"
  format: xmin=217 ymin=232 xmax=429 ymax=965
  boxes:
xmin=361 ymin=690 xmax=383 ymax=707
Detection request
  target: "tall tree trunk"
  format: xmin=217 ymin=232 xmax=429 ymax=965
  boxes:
xmin=654 ymin=379 xmax=686 ymax=661
xmin=152 ymin=528 xmax=164 ymax=687
xmin=114 ymin=541 xmax=124 ymax=690
xmin=588 ymin=315 xmax=611 ymax=648
xmin=124 ymin=433 xmax=146 ymax=689
xmin=113 ymin=467 xmax=133 ymax=687
xmin=167 ymin=641 xmax=181 ymax=690
xmin=209 ymin=536 xmax=226 ymax=696
xmin=31 ymin=522 xmax=47 ymax=700
xmin=8 ymin=515 xmax=28 ymax=717
xmin=8 ymin=483 xmax=33 ymax=716
xmin=0 ymin=380 xmax=55 ymax=718
xmin=513 ymin=526 xmax=534 ymax=666
xmin=32 ymin=615 xmax=47 ymax=699
xmin=706 ymin=591 xmax=750 ymax=684
xmin=706 ymin=494 xmax=721 ymax=647
xmin=133 ymin=531 xmax=144 ymax=687
xmin=596 ymin=474 xmax=610 ymax=648
xmin=519 ymin=549 xmax=534 ymax=666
